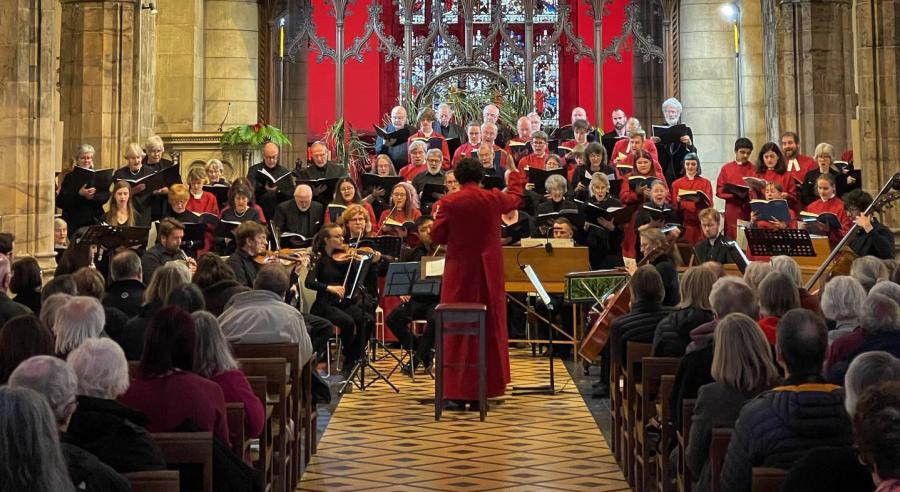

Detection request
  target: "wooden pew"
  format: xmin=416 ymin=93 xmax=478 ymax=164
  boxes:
xmin=655 ymin=374 xmax=677 ymax=492
xmin=122 ymin=470 xmax=180 ymax=492
xmin=609 ymin=327 xmax=623 ymax=462
xmin=151 ymin=432 xmax=213 ymax=492
xmin=226 ymin=402 xmax=248 ymax=460
xmin=752 ymin=467 xmax=787 ymax=492
xmin=633 ymin=357 xmax=680 ymax=492
xmin=677 ymin=399 xmax=697 ymax=492
xmin=709 ymin=427 xmax=733 ymax=492
xmin=238 ymin=357 xmax=290 ymax=492
xmin=247 ymin=375 xmax=273 ymax=492
xmin=622 ymin=341 xmax=653 ymax=486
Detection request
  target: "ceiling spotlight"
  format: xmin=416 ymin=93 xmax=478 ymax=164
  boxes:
xmin=719 ymin=2 xmax=739 ymax=22
xmin=141 ymin=2 xmax=158 ymax=14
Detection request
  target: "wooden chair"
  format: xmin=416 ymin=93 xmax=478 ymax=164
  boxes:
xmin=752 ymin=467 xmax=787 ymax=492
xmin=709 ymin=427 xmax=733 ymax=492
xmin=633 ymin=357 xmax=680 ymax=492
xmin=239 ymin=357 xmax=290 ymax=492
xmin=654 ymin=374 xmax=677 ymax=492
xmin=151 ymin=432 xmax=213 ymax=492
xmin=247 ymin=375 xmax=273 ymax=492
xmin=677 ymin=399 xmax=697 ymax=492
xmin=226 ymin=402 xmax=248 ymax=460
xmin=434 ymin=303 xmax=488 ymax=422
xmin=122 ymin=470 xmax=180 ymax=492
xmin=621 ymin=341 xmax=652 ymax=486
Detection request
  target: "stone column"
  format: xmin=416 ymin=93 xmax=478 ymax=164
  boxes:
xmin=59 ymin=0 xmax=139 ymax=168
xmin=280 ymin=2 xmax=309 ymax=170
xmin=153 ymin=0 xmax=204 ymax=132
xmin=777 ymin=0 xmax=855 ymax=155
xmin=0 ymin=0 xmax=62 ymax=266
xmin=856 ymin=0 xmax=900 ymax=230
xmin=740 ymin=0 xmax=768 ymax=151
xmin=203 ymin=0 xmax=259 ymax=131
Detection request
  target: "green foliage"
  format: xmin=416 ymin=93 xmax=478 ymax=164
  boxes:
xmin=402 ymin=81 xmax=534 ymax=130
xmin=323 ymin=117 xmax=371 ymax=168
xmin=220 ymin=123 xmax=292 ymax=147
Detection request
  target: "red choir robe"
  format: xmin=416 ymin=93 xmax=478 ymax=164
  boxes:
xmin=519 ymin=152 xmax=549 ymax=171
xmin=505 ymin=137 xmax=532 ymax=164
xmin=612 ymin=138 xmax=659 ymax=163
xmin=430 ymin=170 xmax=528 ymax=400
xmin=187 ymin=191 xmax=220 ymax=255
xmin=558 ymin=139 xmax=588 ymax=155
xmin=716 ymin=160 xmax=756 ymax=239
xmin=452 ymin=142 xmax=480 ymax=164
xmin=671 ymin=175 xmax=713 ymax=244
xmin=754 ymin=169 xmax=800 ymax=212
xmin=377 ymin=207 xmax=422 ymax=247
xmin=785 ymin=154 xmax=817 ymax=184
xmin=619 ymin=166 xmax=668 ymax=258
xmin=399 ymin=163 xmax=428 ymax=182
xmin=805 ymin=195 xmax=852 ymax=248
xmin=408 ymin=131 xmax=451 ymax=169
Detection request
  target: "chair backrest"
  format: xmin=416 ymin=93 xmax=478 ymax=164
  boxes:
xmin=151 ymin=432 xmax=213 ymax=492
xmin=123 ymin=470 xmax=180 ymax=492
xmin=709 ymin=427 xmax=733 ymax=492
xmin=751 ymin=467 xmax=787 ymax=492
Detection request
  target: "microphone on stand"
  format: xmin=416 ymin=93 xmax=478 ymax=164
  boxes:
xmin=217 ymin=102 xmax=231 ymax=132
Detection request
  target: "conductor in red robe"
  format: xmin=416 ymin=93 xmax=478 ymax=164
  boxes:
xmin=430 ymin=157 xmax=527 ymax=402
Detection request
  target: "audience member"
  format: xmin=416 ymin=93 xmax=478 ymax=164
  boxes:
xmin=165 ymin=282 xmax=206 ymax=313
xmin=771 ymin=255 xmax=821 ymax=315
xmin=821 ymin=275 xmax=867 ymax=342
xmin=72 ymin=267 xmax=129 ymax=343
xmin=852 ymin=255 xmax=889 ymax=292
xmin=10 ymin=256 xmax=43 ymax=314
xmin=40 ymin=293 xmax=71 ymax=331
xmin=0 ymin=253 xmax=32 ymax=326
xmin=742 ymin=261 xmax=773 ymax=292
xmin=119 ymin=305 xmax=230 ymax=444
xmin=41 ymin=272 xmax=78 ymax=302
xmin=829 ymin=294 xmax=900 ymax=383
xmin=853 ymin=382 xmax=900 ymax=492
xmin=66 ymin=338 xmax=166 ymax=473
xmin=120 ymin=261 xmax=191 ymax=360
xmin=721 ymin=309 xmax=851 ymax=492
xmin=102 ymin=250 xmax=145 ymax=318
xmin=0 ymin=314 xmax=54 ymax=384
xmin=652 ymin=266 xmax=716 ymax=357
xmin=9 ymin=356 xmax=129 ymax=491
xmin=757 ymin=272 xmax=801 ymax=344
xmin=53 ymin=296 xmax=105 ymax=358
xmin=192 ymin=252 xmax=247 ymax=316
xmin=870 ymin=280 xmax=900 ymax=307
xmin=0 ymin=386 xmax=74 ymax=491
xmin=686 ymin=313 xmax=779 ymax=492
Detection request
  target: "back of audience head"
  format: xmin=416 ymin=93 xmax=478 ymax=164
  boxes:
xmin=140 ymin=305 xmax=195 ymax=378
xmin=253 ymin=264 xmax=290 ymax=298
xmin=39 ymin=293 xmax=71 ymax=331
xmin=742 ymin=261 xmax=773 ymax=291
xmin=110 ymin=250 xmax=142 ymax=282
xmin=701 ymin=261 xmax=726 ymax=279
xmin=8 ymin=355 xmax=78 ymax=426
xmin=0 ymin=386 xmax=73 ymax=492
xmin=859 ymin=293 xmax=900 ymax=337
xmin=882 ymin=259 xmax=897 ymax=280
xmin=869 ymin=280 xmax=900 ymax=307
xmin=852 ymin=381 xmax=900 ymax=484
xmin=71 ymin=267 xmax=105 ymax=299
xmin=0 ymin=232 xmax=14 ymax=256
xmin=844 ymin=351 xmax=900 ymax=416
xmin=676 ymin=266 xmax=716 ymax=311
xmin=629 ymin=265 xmax=665 ymax=304
xmin=165 ymin=283 xmax=206 ymax=313
xmin=709 ymin=276 xmax=758 ymax=319
xmin=192 ymin=311 xmax=238 ymax=379
xmin=144 ymin=261 xmax=191 ymax=305
xmin=821 ymin=275 xmax=866 ymax=323
xmin=759 ymin=272 xmax=801 ymax=317
xmin=0 ymin=315 xmax=54 ymax=385
xmin=776 ymin=309 xmax=828 ymax=378
xmin=67 ymin=338 xmax=130 ymax=401
xmin=193 ymin=252 xmax=236 ymax=289
xmin=53 ymin=296 xmax=105 ymax=357
xmin=712 ymin=313 xmax=779 ymax=394
xmin=892 ymin=265 xmax=900 ymax=285
xmin=10 ymin=257 xmax=42 ymax=297
xmin=851 ymin=255 xmax=889 ymax=292
xmin=770 ymin=255 xmax=802 ymax=288
xmin=40 ymin=273 xmax=77 ymax=303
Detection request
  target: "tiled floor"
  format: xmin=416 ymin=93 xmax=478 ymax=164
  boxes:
xmin=299 ymin=349 xmax=627 ymax=491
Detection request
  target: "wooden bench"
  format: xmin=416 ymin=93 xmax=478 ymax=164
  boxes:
xmin=226 ymin=402 xmax=248 ymax=460
xmin=151 ymin=432 xmax=213 ymax=492
xmin=238 ymin=357 xmax=290 ymax=492
xmin=654 ymin=373 xmax=677 ymax=492
xmin=709 ymin=427 xmax=733 ymax=492
xmin=122 ymin=470 xmax=180 ymax=492
xmin=633 ymin=357 xmax=680 ymax=492
xmin=752 ymin=467 xmax=787 ymax=492
xmin=247 ymin=375 xmax=273 ymax=492
xmin=677 ymin=399 xmax=697 ymax=492
xmin=621 ymin=341 xmax=652 ymax=486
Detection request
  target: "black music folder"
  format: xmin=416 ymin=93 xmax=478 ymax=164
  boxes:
xmin=527 ymin=167 xmax=567 ymax=195
xmin=360 ymin=173 xmax=404 ymax=194
xmin=71 ymin=166 xmax=115 ymax=192
xmin=117 ymin=163 xmax=182 ymax=190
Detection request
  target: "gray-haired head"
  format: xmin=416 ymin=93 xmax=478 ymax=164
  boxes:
xmin=859 ymin=293 xmax=900 ymax=336
xmin=770 ymin=255 xmax=802 ymax=288
xmin=851 ymin=256 xmax=889 ymax=292
xmin=544 ymin=174 xmax=568 ymax=194
xmin=8 ymin=356 xmax=78 ymax=423
xmin=67 ymin=338 xmax=130 ymax=400
xmin=53 ymin=296 xmax=105 ymax=356
xmin=709 ymin=276 xmax=758 ymax=319
xmin=408 ymin=139 xmax=428 ymax=154
xmin=869 ymin=280 xmax=900 ymax=307
xmin=110 ymin=250 xmax=142 ymax=282
xmin=844 ymin=351 xmax=900 ymax=416
xmin=821 ymin=276 xmax=866 ymax=322
xmin=39 ymin=293 xmax=72 ymax=332
xmin=742 ymin=261 xmax=774 ymax=291
xmin=192 ymin=311 xmax=238 ymax=379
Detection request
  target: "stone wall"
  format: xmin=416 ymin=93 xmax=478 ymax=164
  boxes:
xmin=203 ymin=0 xmax=259 ymax=131
xmin=153 ymin=0 xmax=204 ymax=132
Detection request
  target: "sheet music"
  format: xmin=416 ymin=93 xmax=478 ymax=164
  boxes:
xmin=424 ymin=258 xmax=445 ymax=277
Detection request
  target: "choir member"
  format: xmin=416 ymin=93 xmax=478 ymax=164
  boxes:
xmin=671 ymin=152 xmax=713 ymax=244
xmin=500 ymin=207 xmax=536 ymax=246
xmin=638 ymin=227 xmax=681 ymax=306
xmin=754 ymin=142 xmax=799 ymax=211
xmin=477 ymin=143 xmax=506 ymax=181
xmin=482 ymin=104 xmax=512 ymax=148
xmin=652 ymin=97 xmax=696 ymax=182
xmin=407 ymin=107 xmax=451 ymax=168
xmin=799 ymin=142 xmax=850 ymax=205
xmin=412 ymin=149 xmax=446 ymax=214
xmin=378 ymin=182 xmax=421 ymax=241
xmin=804 ymin=174 xmax=851 ymax=248
xmin=219 ymin=185 xmax=264 ymax=255
xmin=780 ymin=131 xmax=817 ymax=184
xmin=452 ymin=122 xmax=482 ymax=164
xmin=54 ymin=218 xmax=68 ymax=262
xmin=228 ymin=177 xmax=268 ymax=223
xmin=750 ymin=182 xmax=796 ymax=229
xmin=186 ymin=167 xmax=219 ymax=255
xmin=634 ymin=179 xmax=676 ymax=262
xmin=601 ymin=108 xmax=628 ymax=158
xmin=205 ymin=159 xmax=229 ymax=186
xmin=166 ymin=184 xmax=206 ymax=255
xmin=374 ymin=105 xmax=412 ymax=172
xmin=571 ymin=142 xmax=615 ymax=201
xmin=103 ymin=181 xmax=137 ymax=227
xmin=112 ymin=142 xmax=153 ymax=226
xmin=559 ymin=119 xmax=591 ymax=155
xmin=399 ymin=140 xmax=428 ymax=182
xmin=519 ymin=131 xmax=551 ymax=170
xmin=247 ymin=142 xmax=293 ymax=221
xmin=619 ymin=149 xmax=668 ymax=258
xmin=527 ymin=111 xmax=542 ymax=134
xmin=843 ymin=189 xmax=896 ymax=259
xmin=693 ymin=208 xmax=739 ymax=265
xmin=505 ymin=116 xmax=534 ymax=164
xmin=716 ymin=137 xmax=755 ymax=239
xmin=612 ymin=119 xmax=660 ymax=164
xmin=272 ymin=184 xmax=324 ymax=248
xmin=293 ymin=141 xmax=348 ymax=204
xmin=430 ymin=157 xmax=527 ymax=405
xmin=535 ymin=174 xmax=579 ymax=235
xmin=435 ymin=103 xmax=465 ymax=141
xmin=143 ymin=136 xmax=175 ymax=221
xmin=581 ymin=173 xmax=625 ymax=269
xmin=480 ymin=122 xmax=516 ymax=170
xmin=385 ymin=215 xmax=440 ymax=371
xmin=362 ymin=154 xmax=396 ymax=219
xmin=444 ymin=170 xmax=460 ymax=195
xmin=327 ymin=178 xmax=377 ymax=226
xmin=226 ymin=221 xmax=268 ymax=288
xmin=57 ymin=143 xmax=109 ymax=237
xmin=554 ymin=106 xmax=600 ymax=143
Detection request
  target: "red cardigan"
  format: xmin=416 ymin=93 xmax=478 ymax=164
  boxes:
xmin=211 ymin=369 xmax=265 ymax=439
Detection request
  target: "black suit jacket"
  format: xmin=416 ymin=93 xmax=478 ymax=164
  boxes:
xmin=58 ymin=170 xmax=110 ymax=236
xmin=375 ymin=123 xmax=413 ymax=172
xmin=693 ymin=234 xmax=737 ymax=265
xmin=272 ymin=199 xmax=324 ymax=245
xmin=247 ymin=162 xmax=294 ymax=221
xmin=435 ymin=122 xmax=465 ymax=142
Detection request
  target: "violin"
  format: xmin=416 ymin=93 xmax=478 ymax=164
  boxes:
xmin=254 ymin=248 xmax=310 ymax=266
xmin=332 ymin=246 xmax=379 ymax=263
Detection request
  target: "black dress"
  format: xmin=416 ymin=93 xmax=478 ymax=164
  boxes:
xmin=305 ymin=253 xmax=368 ymax=363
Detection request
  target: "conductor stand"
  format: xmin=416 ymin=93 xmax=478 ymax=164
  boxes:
xmin=338 ymin=254 xmax=400 ymax=395
xmin=512 ymin=264 xmax=561 ymax=396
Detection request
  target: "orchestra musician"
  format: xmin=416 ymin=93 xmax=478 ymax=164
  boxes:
xmin=327 ymin=178 xmax=377 ymax=225
xmin=693 ymin=208 xmax=738 ymax=265
xmin=671 ymin=152 xmax=712 ymax=244
xmin=843 ymin=189 xmax=897 ymax=259
xmin=407 ymin=107 xmax=451 ymax=168
xmin=57 ymin=144 xmax=110 ymax=238
xmin=112 ymin=143 xmax=154 ymax=226
xmin=103 ymin=181 xmax=137 ymax=227
xmin=272 ymin=184 xmax=324 ymax=248
xmin=247 ymin=142 xmax=293 ymax=221
xmin=226 ymin=221 xmax=269 ymax=288
xmin=581 ymin=173 xmax=625 ymax=270
xmin=141 ymin=218 xmax=195 ymax=283
xmin=716 ymin=137 xmax=755 ymax=239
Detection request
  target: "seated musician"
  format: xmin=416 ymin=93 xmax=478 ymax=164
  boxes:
xmin=399 ymin=140 xmax=429 ymax=182
xmin=411 ymin=150 xmax=445 ymax=214
xmin=637 ymin=227 xmax=681 ymax=307
xmin=328 ymin=178 xmax=377 ymax=225
xmin=843 ymin=189 xmax=896 ymax=259
xmin=535 ymin=174 xmax=579 ymax=236
xmin=362 ymin=154 xmax=397 ymax=219
xmin=57 ymin=143 xmax=110 ymax=237
xmin=306 ymin=223 xmax=371 ymax=377
xmin=581 ymin=173 xmax=625 ymax=269
xmin=451 ymin=122 xmax=481 ymax=165
xmin=141 ymin=218 xmax=194 ymax=283
xmin=340 ymin=205 xmax=385 ymax=322
xmin=273 ymin=184 xmax=324 ymax=248
xmin=570 ymin=142 xmax=615 ymax=202
xmin=803 ymin=173 xmax=851 ymax=248
xmin=633 ymin=179 xmax=676 ymax=262
xmin=103 ymin=181 xmax=137 ymax=227
xmin=536 ymin=217 xmax=581 ymax=358
xmin=385 ymin=215 xmax=440 ymax=371
xmin=693 ymin=208 xmax=737 ymax=264
xmin=112 ymin=142 xmax=154 ymax=226
xmin=518 ymin=131 xmax=551 ymax=170
xmin=377 ymin=182 xmax=422 ymax=244
xmin=226 ymin=221 xmax=268 ymax=288
xmin=406 ymin=107 xmax=450 ymax=168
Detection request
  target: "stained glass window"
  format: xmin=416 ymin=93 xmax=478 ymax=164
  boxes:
xmin=441 ymin=0 xmax=458 ymax=23
xmin=473 ymin=0 xmax=492 ymax=23
xmin=502 ymin=0 xmax=525 ymax=23
xmin=533 ymin=30 xmax=559 ymax=126
xmin=534 ymin=0 xmax=558 ymax=24
xmin=400 ymin=0 xmax=426 ymax=24
xmin=499 ymin=32 xmax=525 ymax=87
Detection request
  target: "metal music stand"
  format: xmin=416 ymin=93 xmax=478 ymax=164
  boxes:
xmin=383 ymin=262 xmax=442 ymax=380
xmin=744 ymin=228 xmax=816 ymax=258
xmin=77 ymin=225 xmax=150 ymax=250
xmin=512 ymin=264 xmax=561 ymax=396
